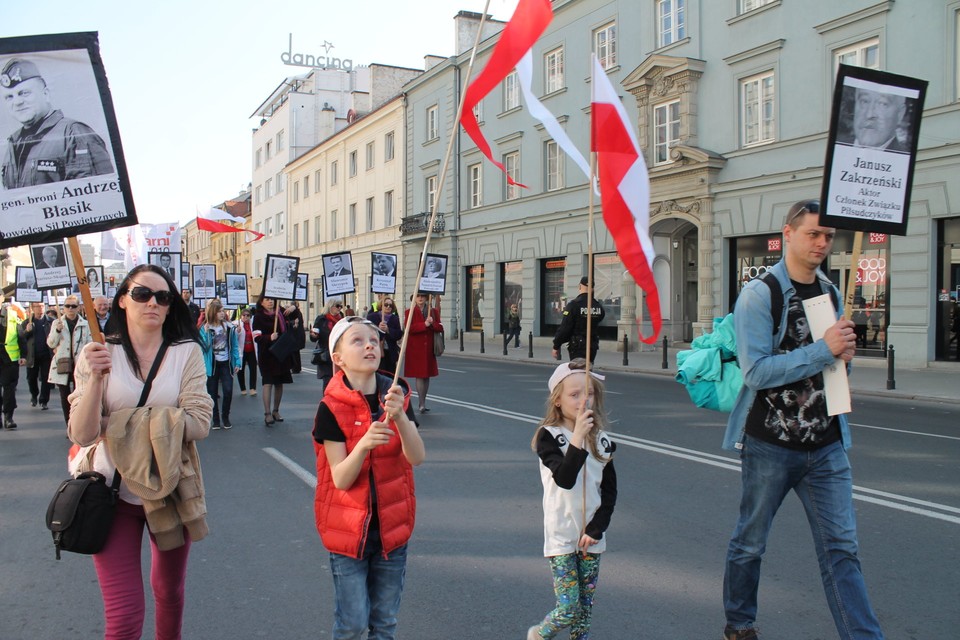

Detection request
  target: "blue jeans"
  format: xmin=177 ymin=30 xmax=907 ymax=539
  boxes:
xmin=723 ymin=435 xmax=884 ymax=639
xmin=328 ymin=537 xmax=407 ymax=640
xmin=206 ymin=360 xmax=233 ymax=424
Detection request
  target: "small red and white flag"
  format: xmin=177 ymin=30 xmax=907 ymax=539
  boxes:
xmin=197 ymin=208 xmax=263 ymax=242
xmin=590 ymin=55 xmax=661 ymax=344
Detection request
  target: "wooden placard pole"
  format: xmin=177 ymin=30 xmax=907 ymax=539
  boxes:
xmin=842 ymin=231 xmax=864 ymax=321
xmin=66 ymin=237 xmax=104 ymax=344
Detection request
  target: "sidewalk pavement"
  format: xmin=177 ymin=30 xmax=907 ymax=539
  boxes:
xmin=448 ymin=332 xmax=960 ymax=405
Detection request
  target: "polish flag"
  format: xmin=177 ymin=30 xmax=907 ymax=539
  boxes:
xmin=459 ymin=0 xmax=553 ymax=187
xmin=590 ymin=56 xmax=661 ymax=344
xmin=199 ymin=207 xmax=245 ymax=224
xmin=196 ymin=209 xmax=264 ymax=242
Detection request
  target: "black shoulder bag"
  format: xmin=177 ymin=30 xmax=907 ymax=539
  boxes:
xmin=45 ymin=341 xmax=169 ymax=560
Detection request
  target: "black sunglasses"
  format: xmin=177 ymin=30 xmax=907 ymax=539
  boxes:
xmin=63 ymin=304 xmax=79 ymax=309
xmin=786 ymin=199 xmax=820 ymax=226
xmin=128 ymin=286 xmax=175 ymax=306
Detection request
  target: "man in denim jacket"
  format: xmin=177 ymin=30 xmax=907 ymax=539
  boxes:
xmin=720 ymin=200 xmax=884 ymax=640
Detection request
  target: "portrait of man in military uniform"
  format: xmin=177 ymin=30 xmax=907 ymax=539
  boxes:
xmin=1 ymin=57 xmax=114 ymax=189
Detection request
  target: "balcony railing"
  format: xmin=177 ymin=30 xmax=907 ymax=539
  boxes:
xmin=399 ymin=212 xmax=446 ymax=236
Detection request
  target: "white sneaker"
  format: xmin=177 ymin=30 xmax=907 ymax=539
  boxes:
xmin=249 ymin=389 xmax=257 ymax=396
xmin=240 ymin=390 xmax=247 ymax=395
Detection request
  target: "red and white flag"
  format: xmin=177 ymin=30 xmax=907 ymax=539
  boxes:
xmin=199 ymin=206 xmax=245 ymax=224
xmin=197 ymin=208 xmax=263 ymax=242
xmin=590 ymin=56 xmax=661 ymax=344
xmin=459 ymin=0 xmax=553 ymax=187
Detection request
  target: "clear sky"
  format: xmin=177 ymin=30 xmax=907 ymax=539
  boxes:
xmin=2 ymin=0 xmax=518 ymax=227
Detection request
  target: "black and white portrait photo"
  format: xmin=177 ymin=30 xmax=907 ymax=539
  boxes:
xmin=295 ymin=273 xmax=308 ymax=301
xmin=0 ymin=33 xmax=137 ymax=250
xmin=216 ymin=280 xmax=227 ymax=300
xmin=148 ymin=251 xmax=181 ymax=286
xmin=419 ymin=253 xmax=448 ymax=294
xmin=323 ymin=251 xmax=355 ymax=297
xmin=29 ymin=241 xmax=70 ymax=290
xmin=371 ymin=252 xmax=397 ymax=294
xmin=225 ymin=273 xmax=248 ymax=306
xmin=14 ymin=265 xmax=41 ymax=302
xmin=821 ymin=65 xmax=927 ymax=236
xmin=83 ymin=265 xmax=104 ymax=297
xmin=181 ymin=261 xmax=191 ymax=292
xmin=192 ymin=264 xmax=216 ymax=300
xmin=263 ymin=254 xmax=299 ymax=300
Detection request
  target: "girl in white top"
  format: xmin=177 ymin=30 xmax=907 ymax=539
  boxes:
xmin=527 ymin=359 xmax=617 ymax=640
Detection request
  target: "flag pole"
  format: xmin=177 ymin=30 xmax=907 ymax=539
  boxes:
xmin=843 ymin=231 xmax=864 ymax=321
xmin=392 ymin=0 xmax=492 ymax=387
xmin=580 ymin=151 xmax=599 ymax=550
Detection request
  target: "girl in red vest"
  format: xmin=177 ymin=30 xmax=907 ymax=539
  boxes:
xmin=312 ymin=317 xmax=425 ymax=639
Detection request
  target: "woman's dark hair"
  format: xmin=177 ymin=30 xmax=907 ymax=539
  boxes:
xmin=107 ymin=264 xmax=199 ymax=378
xmin=254 ymin=293 xmax=276 ymax=313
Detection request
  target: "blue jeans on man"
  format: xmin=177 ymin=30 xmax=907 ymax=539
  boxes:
xmin=328 ymin=532 xmax=407 ymax=640
xmin=723 ymin=435 xmax=884 ymax=639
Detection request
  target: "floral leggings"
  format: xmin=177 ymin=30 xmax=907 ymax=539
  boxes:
xmin=532 ymin=552 xmax=601 ymax=639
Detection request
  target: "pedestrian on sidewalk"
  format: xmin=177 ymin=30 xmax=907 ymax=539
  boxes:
xmin=235 ymin=307 xmax=259 ymax=396
xmin=312 ymin=317 xmax=425 ymax=640
xmin=721 ymin=200 xmax=884 ymax=640
xmin=199 ymin=299 xmax=240 ymax=430
xmin=504 ymin=303 xmax=521 ymax=349
xmin=46 ymin=294 xmax=91 ymax=429
xmin=552 ymin=277 xmax=605 ymax=363
xmin=527 ymin=359 xmax=617 ymax=640
xmin=19 ymin=301 xmax=54 ymax=410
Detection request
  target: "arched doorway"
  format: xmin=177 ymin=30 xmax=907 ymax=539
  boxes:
xmin=652 ymin=218 xmax=698 ymax=342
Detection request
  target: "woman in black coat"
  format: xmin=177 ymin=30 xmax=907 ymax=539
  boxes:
xmin=253 ymin=295 xmax=292 ymax=425
xmin=311 ymin=301 xmax=342 ymax=391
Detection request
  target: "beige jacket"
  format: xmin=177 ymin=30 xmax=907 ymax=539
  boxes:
xmin=105 ymin=406 xmax=208 ymax=550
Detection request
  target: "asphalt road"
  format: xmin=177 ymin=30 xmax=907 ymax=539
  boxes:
xmin=1 ymin=354 xmax=957 ymax=639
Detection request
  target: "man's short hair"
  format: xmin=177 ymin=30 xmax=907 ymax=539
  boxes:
xmin=785 ymin=199 xmax=821 ymax=229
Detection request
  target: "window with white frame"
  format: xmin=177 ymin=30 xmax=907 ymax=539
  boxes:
xmin=657 ymin=0 xmax=685 ymax=48
xmin=293 ymin=181 xmax=299 ymax=202
xmin=276 ymin=130 xmax=285 ymax=152
xmin=503 ymin=71 xmax=520 ymax=110
xmin=255 ymin=148 xmax=262 ymax=168
xmin=255 ymin=186 xmax=262 ymax=204
xmin=504 ymin=151 xmax=521 ymax=200
xmin=314 ymin=215 xmax=322 ymax=243
xmin=255 ymin=222 xmax=262 ymax=235
xmin=265 ymin=178 xmax=272 ymax=199
xmin=594 ymin=22 xmax=617 ymax=70
xmin=366 ymin=197 xmax=374 ymax=231
xmin=654 ymin=99 xmax=681 ymax=165
xmin=384 ymin=190 xmax=394 ymax=226
xmin=293 ymin=223 xmax=299 ymax=249
xmin=255 ymin=259 xmax=261 ymax=275
xmin=385 ymin=131 xmax=395 ymax=161
xmin=544 ymin=47 xmax=564 ymax=94
xmin=545 ymin=140 xmax=564 ymax=191
xmin=265 ymin=140 xmax=272 ymax=160
xmin=741 ymin=70 xmax=776 ymax=147
xmin=741 ymin=0 xmax=774 ymax=13
xmin=469 ymin=163 xmax=483 ymax=208
xmin=276 ymin=212 xmax=284 ymax=233
xmin=314 ymin=169 xmax=321 ymax=192
xmin=303 ymin=219 xmax=309 ymax=246
xmin=472 ymin=100 xmax=483 ymax=123
xmin=348 ymin=203 xmax=357 ymax=235
xmin=276 ymin=172 xmax=284 ymax=193
xmin=303 ymin=175 xmax=310 ymax=198
xmin=834 ymin=37 xmax=880 ymax=72
xmin=330 ymin=160 xmax=338 ymax=185
xmin=366 ymin=141 xmax=375 ymax=170
xmin=427 ymin=105 xmax=439 ymax=141
xmin=330 ymin=209 xmax=338 ymax=239
xmin=265 ymin=217 xmax=273 ymax=236
xmin=426 ymin=175 xmax=438 ymax=212
xmin=349 ymin=150 xmax=357 ymax=177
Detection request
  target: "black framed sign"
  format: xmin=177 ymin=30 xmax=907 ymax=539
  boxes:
xmin=14 ymin=265 xmax=41 ymax=302
xmin=192 ymin=264 xmax=216 ymax=300
xmin=0 ymin=32 xmax=137 ymax=248
xmin=371 ymin=252 xmax=397 ymax=294
xmin=181 ymin=261 xmax=190 ymax=292
xmin=148 ymin=251 xmax=182 ymax=287
xmin=322 ymin=251 xmax=355 ymax=297
xmin=225 ymin=273 xmax=248 ymax=306
xmin=262 ymin=253 xmax=299 ymax=300
xmin=418 ymin=253 xmax=448 ymax=295
xmin=294 ymin=273 xmax=308 ymax=301
xmin=82 ymin=265 xmax=104 ymax=297
xmin=30 ymin=240 xmax=70 ymax=290
xmin=820 ymin=65 xmax=927 ymax=236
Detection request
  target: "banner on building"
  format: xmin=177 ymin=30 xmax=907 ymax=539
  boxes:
xmin=820 ymin=65 xmax=927 ymax=236
xmin=0 ymin=32 xmax=137 ymax=248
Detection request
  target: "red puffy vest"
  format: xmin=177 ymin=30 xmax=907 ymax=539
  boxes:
xmin=313 ymin=371 xmax=416 ymax=558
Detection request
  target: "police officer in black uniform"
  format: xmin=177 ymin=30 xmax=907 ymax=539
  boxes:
xmin=552 ymin=276 xmax=606 ymax=363
xmin=1 ymin=58 xmax=114 ymax=189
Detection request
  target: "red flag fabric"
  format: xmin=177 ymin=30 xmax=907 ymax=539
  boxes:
xmin=459 ymin=0 xmax=553 ymax=187
xmin=590 ymin=56 xmax=661 ymax=344
xmin=196 ymin=216 xmax=264 ymax=242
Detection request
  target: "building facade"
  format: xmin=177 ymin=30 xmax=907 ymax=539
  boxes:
xmin=399 ymin=0 xmax=959 ymax=367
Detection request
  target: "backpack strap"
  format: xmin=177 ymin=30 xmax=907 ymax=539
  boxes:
xmin=758 ymin=270 xmax=839 ymax=338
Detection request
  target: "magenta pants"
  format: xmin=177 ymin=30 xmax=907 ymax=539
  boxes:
xmin=93 ymin=500 xmax=192 ymax=640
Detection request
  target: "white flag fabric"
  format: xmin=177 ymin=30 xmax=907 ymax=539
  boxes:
xmin=199 ymin=207 xmax=245 ymax=224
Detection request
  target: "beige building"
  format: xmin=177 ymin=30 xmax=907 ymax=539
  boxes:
xmin=286 ymin=95 xmax=407 ymax=319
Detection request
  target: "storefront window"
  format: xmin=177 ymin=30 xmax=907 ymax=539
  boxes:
xmin=500 ymin=261 xmax=523 ymax=333
xmin=592 ymin=252 xmax=622 ymax=340
xmin=731 ymin=234 xmax=782 ymax=303
xmin=465 ymin=265 xmax=485 ymax=331
xmin=540 ymin=258 xmax=566 ymax=335
xmin=936 ymin=217 xmax=960 ymax=361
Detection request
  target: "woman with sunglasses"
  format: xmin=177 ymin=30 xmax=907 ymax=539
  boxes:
xmin=68 ymin=264 xmax=213 ymax=640
xmin=46 ymin=294 xmax=92 ymax=427
xmin=253 ymin=294 xmax=293 ymax=425
xmin=310 ymin=301 xmax=343 ymax=391
xmin=366 ymin=297 xmax=402 ymax=374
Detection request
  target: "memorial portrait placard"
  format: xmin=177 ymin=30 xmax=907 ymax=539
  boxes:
xmin=181 ymin=261 xmax=190 ymax=292
xmin=0 ymin=32 xmax=137 ymax=249
xmin=148 ymin=251 xmax=181 ymax=287
xmin=322 ymin=251 xmax=354 ymax=297
xmin=192 ymin=264 xmax=216 ymax=300
xmin=820 ymin=65 xmax=927 ymax=236
xmin=371 ymin=252 xmax=397 ymax=294
xmin=30 ymin=240 xmax=70 ymax=290
xmin=83 ymin=264 xmax=104 ymax=297
xmin=262 ymin=254 xmax=299 ymax=300
xmin=14 ymin=265 xmax=41 ymax=302
xmin=294 ymin=273 xmax=308 ymax=301
xmin=418 ymin=253 xmax=448 ymax=295
xmin=225 ymin=273 xmax=248 ymax=306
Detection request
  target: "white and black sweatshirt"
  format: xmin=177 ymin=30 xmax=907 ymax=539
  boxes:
xmin=536 ymin=425 xmax=617 ymax=557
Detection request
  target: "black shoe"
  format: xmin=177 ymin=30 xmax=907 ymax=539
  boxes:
xmin=211 ymin=421 xmax=221 ymax=430
xmin=222 ymin=418 xmax=232 ymax=430
xmin=30 ymin=396 xmax=37 ymax=407
xmin=40 ymin=403 xmax=48 ymax=410
xmin=4 ymin=414 xmax=17 ymax=430
xmin=723 ymin=625 xmax=761 ymax=640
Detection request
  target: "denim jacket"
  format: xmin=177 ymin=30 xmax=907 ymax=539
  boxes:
xmin=722 ymin=259 xmax=852 ymax=452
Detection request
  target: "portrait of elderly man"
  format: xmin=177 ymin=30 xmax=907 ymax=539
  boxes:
xmin=1 ymin=58 xmax=114 ymax=189
xmin=35 ymin=245 xmax=64 ymax=270
xmin=842 ymin=86 xmax=908 ymax=152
